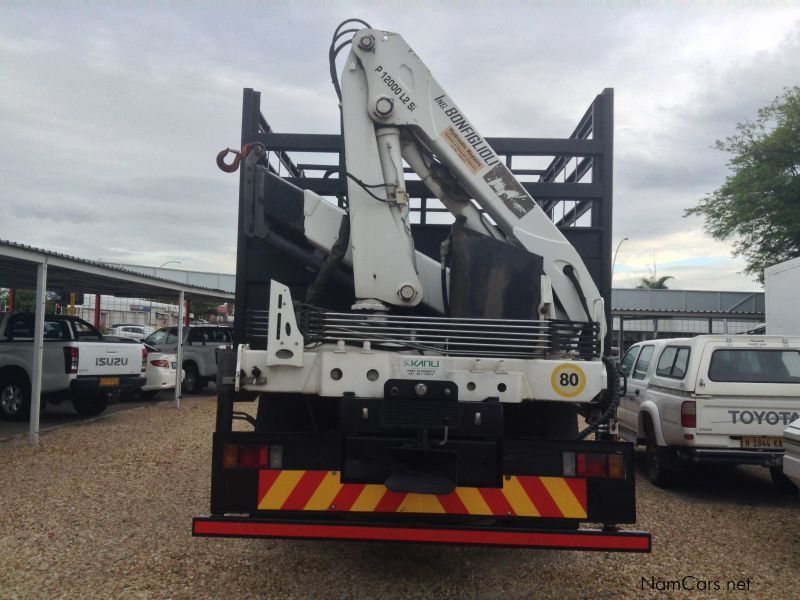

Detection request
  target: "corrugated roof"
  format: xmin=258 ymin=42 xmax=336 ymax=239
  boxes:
xmin=0 ymin=239 xmax=234 ymax=302
xmin=611 ymin=288 xmax=764 ymax=317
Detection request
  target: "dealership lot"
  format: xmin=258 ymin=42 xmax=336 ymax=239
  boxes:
xmin=0 ymin=395 xmax=167 ymax=441
xmin=1 ymin=396 xmax=796 ymax=599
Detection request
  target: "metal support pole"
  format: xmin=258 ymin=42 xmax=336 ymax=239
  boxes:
xmin=184 ymin=299 xmax=191 ymax=327
xmin=93 ymin=294 xmax=101 ymax=330
xmin=175 ymin=291 xmax=184 ymax=408
xmin=29 ymin=260 xmax=48 ymax=446
xmin=618 ymin=316 xmax=624 ymax=357
xmin=8 ymin=288 xmax=15 ymax=312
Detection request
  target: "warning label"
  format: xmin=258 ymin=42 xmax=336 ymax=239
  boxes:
xmin=483 ymin=163 xmax=536 ymax=219
xmin=442 ymin=126 xmax=483 ymax=174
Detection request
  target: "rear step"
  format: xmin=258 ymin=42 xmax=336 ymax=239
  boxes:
xmin=193 ymin=516 xmax=652 ymax=552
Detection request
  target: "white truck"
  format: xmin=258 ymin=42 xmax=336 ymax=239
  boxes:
xmin=0 ymin=313 xmax=147 ymax=419
xmin=766 ymin=257 xmax=800 ymax=336
xmin=618 ymin=335 xmax=800 ymax=490
xmin=193 ymin=19 xmax=651 ymax=553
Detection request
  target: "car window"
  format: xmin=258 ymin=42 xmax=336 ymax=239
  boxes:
xmin=71 ymin=319 xmax=101 ymax=340
xmin=210 ymin=329 xmax=230 ymax=343
xmin=672 ymin=348 xmax=690 ymax=378
xmin=146 ymin=329 xmax=168 ymax=346
xmin=619 ymin=346 xmax=641 ymax=377
xmin=632 ymin=345 xmax=655 ymax=380
xmin=656 ymin=346 xmax=690 ymax=379
xmin=188 ymin=328 xmax=204 ymax=343
xmin=166 ymin=328 xmax=178 ymax=345
xmin=43 ymin=320 xmax=68 ymax=340
xmin=8 ymin=316 xmax=33 ymax=338
xmin=708 ymin=349 xmax=800 ymax=383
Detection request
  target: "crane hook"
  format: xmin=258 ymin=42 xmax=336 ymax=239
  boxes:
xmin=216 ymin=143 xmax=261 ymax=173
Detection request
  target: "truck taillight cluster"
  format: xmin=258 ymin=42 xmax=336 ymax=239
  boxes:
xmin=150 ymin=359 xmax=171 ymax=368
xmin=681 ymin=400 xmax=696 ymax=428
xmin=563 ymin=452 xmax=625 ymax=479
xmin=142 ymin=347 xmax=148 ymax=372
xmin=222 ymin=444 xmax=271 ymax=469
xmin=63 ymin=347 xmax=79 ymax=374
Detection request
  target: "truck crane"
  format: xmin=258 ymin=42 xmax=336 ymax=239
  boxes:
xmin=193 ymin=19 xmax=651 ymax=552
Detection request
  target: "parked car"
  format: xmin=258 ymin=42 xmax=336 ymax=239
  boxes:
xmin=0 ymin=313 xmax=146 ymax=419
xmin=783 ymin=417 xmax=800 ymax=492
xmin=144 ymin=325 xmax=233 ymax=394
xmin=107 ymin=324 xmax=154 ymax=341
xmin=105 ymin=336 xmax=180 ymax=399
xmin=617 ymin=335 xmax=800 ymax=489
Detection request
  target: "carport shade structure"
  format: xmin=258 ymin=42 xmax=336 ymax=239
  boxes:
xmin=0 ymin=239 xmax=235 ymax=446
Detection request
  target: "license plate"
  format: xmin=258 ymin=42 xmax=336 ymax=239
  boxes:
xmin=741 ymin=436 xmax=783 ymax=449
xmin=100 ymin=377 xmax=120 ymax=387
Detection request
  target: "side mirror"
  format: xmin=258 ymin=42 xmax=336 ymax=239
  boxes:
xmin=618 ymin=372 xmax=627 ymax=397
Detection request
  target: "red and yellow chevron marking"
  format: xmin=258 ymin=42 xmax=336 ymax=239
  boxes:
xmin=257 ymin=470 xmax=587 ymax=519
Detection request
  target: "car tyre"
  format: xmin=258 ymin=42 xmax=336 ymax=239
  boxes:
xmin=71 ymin=394 xmax=108 ymax=416
xmin=183 ymin=364 xmax=202 ymax=395
xmin=645 ymin=441 xmax=678 ymax=488
xmin=0 ymin=374 xmax=31 ymax=421
xmin=769 ymin=466 xmax=798 ymax=494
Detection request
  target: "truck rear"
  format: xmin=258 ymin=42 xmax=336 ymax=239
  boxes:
xmin=193 ymin=21 xmax=650 ymax=552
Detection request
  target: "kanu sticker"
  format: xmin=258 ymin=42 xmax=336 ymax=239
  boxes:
xmin=402 ymin=358 xmax=441 ymax=377
xmin=483 ymin=164 xmax=536 ymax=219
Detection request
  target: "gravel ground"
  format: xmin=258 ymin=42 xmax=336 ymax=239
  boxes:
xmin=1 ymin=397 xmax=798 ymax=599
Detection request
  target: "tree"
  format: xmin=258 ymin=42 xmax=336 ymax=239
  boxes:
xmin=636 ymin=276 xmax=673 ymax=289
xmin=685 ymin=87 xmax=800 ymax=282
xmin=1 ymin=289 xmax=58 ymax=313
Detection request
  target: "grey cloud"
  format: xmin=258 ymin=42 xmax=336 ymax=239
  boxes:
xmin=1 ymin=5 xmax=798 ymax=291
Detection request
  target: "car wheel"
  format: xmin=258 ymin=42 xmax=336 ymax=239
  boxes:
xmin=183 ymin=364 xmax=201 ymax=395
xmin=139 ymin=390 xmax=161 ymax=399
xmin=71 ymin=394 xmax=108 ymax=416
xmin=0 ymin=375 xmax=31 ymax=421
xmin=645 ymin=441 xmax=678 ymax=488
xmin=769 ymin=466 xmax=798 ymax=494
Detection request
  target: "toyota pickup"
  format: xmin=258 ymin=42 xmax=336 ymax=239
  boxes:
xmin=0 ymin=312 xmax=147 ymax=419
xmin=617 ymin=335 xmax=800 ymax=489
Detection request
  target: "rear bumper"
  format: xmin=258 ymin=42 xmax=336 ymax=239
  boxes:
xmin=192 ymin=516 xmax=651 ymax=552
xmin=678 ymin=447 xmax=783 ymax=467
xmin=70 ymin=375 xmax=146 ymax=396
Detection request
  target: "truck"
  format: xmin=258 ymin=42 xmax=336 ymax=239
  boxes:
xmin=192 ymin=19 xmax=651 ymax=552
xmin=618 ymin=335 xmax=800 ymax=490
xmin=0 ymin=312 xmax=147 ymax=419
xmin=765 ymin=257 xmax=800 ymax=336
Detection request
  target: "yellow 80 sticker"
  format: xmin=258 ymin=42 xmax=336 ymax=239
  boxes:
xmin=550 ymin=363 xmax=587 ymax=398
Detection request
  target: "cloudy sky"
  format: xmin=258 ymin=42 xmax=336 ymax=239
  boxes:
xmin=2 ymin=2 xmax=799 ymax=291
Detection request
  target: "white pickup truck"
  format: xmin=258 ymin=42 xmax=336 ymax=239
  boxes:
xmin=617 ymin=335 xmax=800 ymax=490
xmin=0 ymin=313 xmax=147 ymax=420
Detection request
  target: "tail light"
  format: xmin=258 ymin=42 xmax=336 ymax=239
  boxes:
xmin=222 ymin=444 xmax=270 ymax=469
xmin=141 ymin=347 xmax=148 ymax=372
xmin=150 ymin=359 xmax=171 ymax=368
xmin=63 ymin=346 xmax=79 ymax=374
xmin=681 ymin=401 xmax=696 ymax=428
xmin=563 ymin=452 xmax=625 ymax=479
